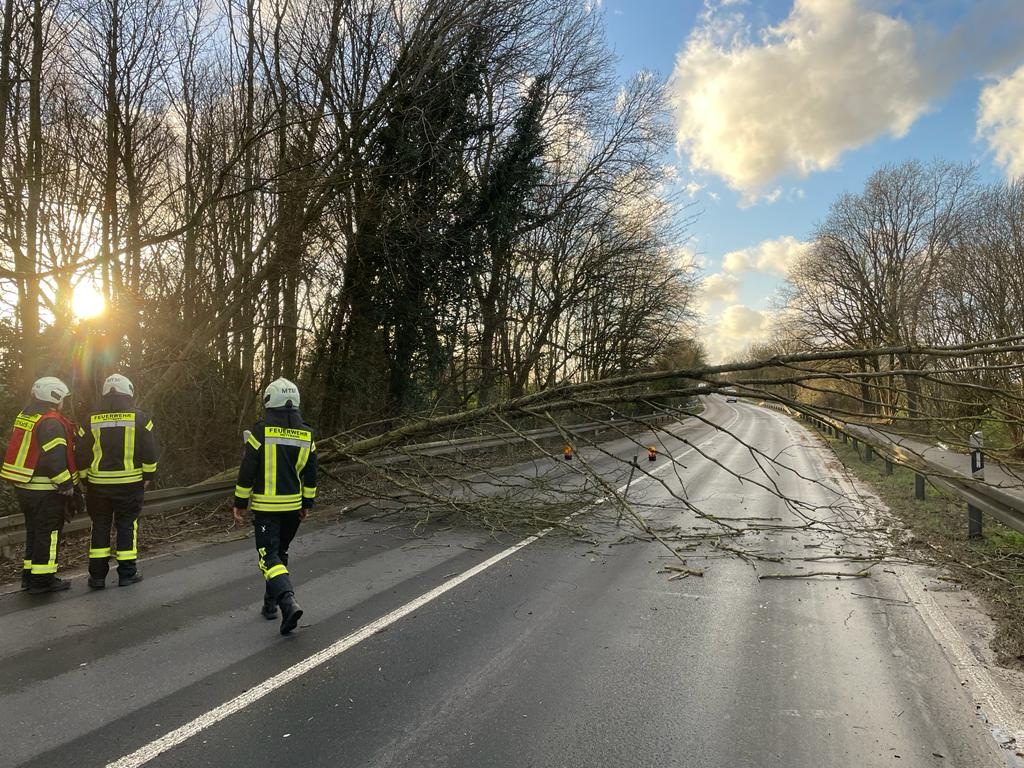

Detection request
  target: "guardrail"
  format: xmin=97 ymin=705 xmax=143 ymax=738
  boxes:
xmin=765 ymin=401 xmax=1024 ymax=538
xmin=0 ymin=412 xmax=677 ymax=558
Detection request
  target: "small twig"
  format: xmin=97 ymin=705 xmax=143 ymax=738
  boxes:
xmin=758 ymin=569 xmax=872 ymax=580
xmin=851 ymin=592 xmax=911 ymax=604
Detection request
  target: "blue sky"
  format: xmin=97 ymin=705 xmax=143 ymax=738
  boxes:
xmin=600 ymin=0 xmax=1024 ymax=360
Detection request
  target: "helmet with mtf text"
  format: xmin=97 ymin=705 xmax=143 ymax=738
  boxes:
xmin=264 ymin=378 xmax=300 ymax=409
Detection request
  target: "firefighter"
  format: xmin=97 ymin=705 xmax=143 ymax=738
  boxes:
xmin=232 ymin=377 xmax=316 ymax=636
xmin=75 ymin=373 xmax=158 ymax=588
xmin=1 ymin=376 xmax=83 ymax=594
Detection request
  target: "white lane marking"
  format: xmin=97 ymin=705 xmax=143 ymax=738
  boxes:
xmin=108 ymin=532 xmax=549 ymax=768
xmin=768 ymin=407 xmax=1024 ymax=748
xmin=109 ymin=411 xmax=739 ymax=768
xmin=898 ymin=569 xmax=1024 ymax=743
xmin=109 ymin=455 xmax=681 ymax=768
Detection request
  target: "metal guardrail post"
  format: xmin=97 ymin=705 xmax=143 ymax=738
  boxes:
xmin=840 ymin=432 xmax=847 ymax=444
xmin=863 ymin=444 xmax=873 ymax=462
xmin=968 ymin=431 xmax=984 ymax=538
xmin=884 ymin=458 xmax=893 ymax=475
xmin=915 ymin=474 xmax=925 ymax=500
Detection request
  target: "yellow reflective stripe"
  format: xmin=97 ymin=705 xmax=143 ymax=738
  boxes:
xmin=252 ymin=493 xmax=302 ymax=505
xmin=263 ymin=564 xmax=288 ymax=580
xmin=124 ymin=425 xmax=136 ymax=471
xmin=31 ymin=529 xmax=60 ymax=573
xmin=296 ymin=445 xmax=310 ymax=473
xmin=15 ymin=477 xmax=60 ymax=490
xmin=91 ymin=427 xmax=103 ymax=473
xmin=310 ymin=440 xmax=316 ymax=453
xmin=251 ymin=499 xmax=303 ymax=512
xmin=88 ymin=468 xmax=144 ymax=477
xmin=1 ymin=463 xmax=34 ymax=481
xmin=145 ymin=420 xmax=154 ymax=431
xmin=246 ymin=433 xmax=261 ymax=451
xmin=41 ymin=436 xmax=67 ymax=452
xmin=87 ymin=474 xmax=144 ymax=485
xmin=51 ymin=469 xmax=71 ymax=484
xmin=116 ymin=520 xmax=138 ymax=560
xmin=13 ymin=420 xmax=33 ymax=468
xmin=89 ymin=547 xmax=111 ymax=558
xmin=234 ymin=485 xmax=253 ymax=499
xmin=302 ymin=486 xmax=316 ymax=499
xmin=266 ymin=443 xmax=277 ymax=497
xmin=257 ymin=546 xmax=267 ymax=575
xmin=142 ymin=462 xmax=157 ymax=473
xmin=23 ymin=559 xmax=31 ymax=569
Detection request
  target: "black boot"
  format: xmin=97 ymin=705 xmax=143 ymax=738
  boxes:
xmin=88 ymin=577 xmax=106 ymax=589
xmin=28 ymin=575 xmax=71 ymax=594
xmin=261 ymin=595 xmax=278 ymax=620
xmin=21 ymin=570 xmax=30 ymax=590
xmin=278 ymin=592 xmax=303 ymax=635
xmin=118 ymin=571 xmax=143 ymax=587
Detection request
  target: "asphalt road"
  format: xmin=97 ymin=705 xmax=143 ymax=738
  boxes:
xmin=845 ymin=423 xmax=1024 ymax=497
xmin=0 ymin=398 xmax=1014 ymax=768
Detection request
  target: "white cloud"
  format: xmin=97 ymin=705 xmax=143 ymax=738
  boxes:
xmin=701 ymin=272 xmax=740 ymax=303
xmin=719 ymin=304 xmax=765 ymax=339
xmin=721 ymin=235 xmax=809 ymax=277
xmin=978 ymin=63 xmax=1024 ymax=180
xmin=701 ymin=303 xmax=773 ymax=362
xmin=669 ymin=0 xmax=1024 ymax=195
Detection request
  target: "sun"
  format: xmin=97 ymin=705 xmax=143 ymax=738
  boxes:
xmin=71 ymin=281 xmax=106 ymax=320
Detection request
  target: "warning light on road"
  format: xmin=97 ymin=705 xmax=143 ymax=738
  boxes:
xmin=647 ymin=446 xmax=657 ymax=462
xmin=563 ymin=444 xmax=573 ymax=461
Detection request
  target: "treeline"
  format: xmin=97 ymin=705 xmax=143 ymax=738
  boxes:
xmin=0 ymin=0 xmax=698 ymax=480
xmin=758 ymin=159 xmax=1024 ymax=452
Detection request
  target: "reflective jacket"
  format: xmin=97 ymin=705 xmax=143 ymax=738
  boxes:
xmin=234 ymin=408 xmax=317 ymax=513
xmin=1 ymin=401 xmax=78 ymax=492
xmin=75 ymin=394 xmax=158 ymax=487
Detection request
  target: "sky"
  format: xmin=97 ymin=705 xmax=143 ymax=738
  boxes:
xmin=600 ymin=0 xmax=1024 ymax=362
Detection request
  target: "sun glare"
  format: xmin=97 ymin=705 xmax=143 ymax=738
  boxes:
xmin=72 ymin=281 xmax=106 ymax=320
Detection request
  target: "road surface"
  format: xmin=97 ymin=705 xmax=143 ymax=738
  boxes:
xmin=0 ymin=397 xmax=1017 ymax=768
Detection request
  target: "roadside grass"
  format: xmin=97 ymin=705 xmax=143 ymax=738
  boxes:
xmin=823 ymin=433 xmax=1024 ymax=668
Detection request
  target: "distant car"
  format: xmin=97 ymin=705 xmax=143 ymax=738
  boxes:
xmin=725 ymin=395 xmax=738 ymax=403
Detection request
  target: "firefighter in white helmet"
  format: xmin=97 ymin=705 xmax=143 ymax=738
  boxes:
xmin=75 ymin=373 xmax=158 ymax=588
xmin=233 ymin=377 xmax=317 ymax=635
xmin=1 ymin=377 xmax=83 ymax=593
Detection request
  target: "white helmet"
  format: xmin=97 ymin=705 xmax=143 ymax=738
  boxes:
xmin=31 ymin=376 xmax=70 ymax=405
xmin=102 ymin=373 xmax=135 ymax=397
xmin=264 ymin=377 xmax=300 ymax=409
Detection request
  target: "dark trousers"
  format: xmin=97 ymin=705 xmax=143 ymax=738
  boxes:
xmin=16 ymin=489 xmax=66 ymax=581
xmin=87 ymin=485 xmax=144 ymax=579
xmin=253 ymin=512 xmax=302 ymax=602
